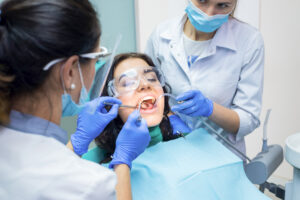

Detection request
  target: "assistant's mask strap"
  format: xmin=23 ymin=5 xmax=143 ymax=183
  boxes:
xmin=77 ymin=62 xmax=89 ymax=104
xmin=60 ymin=63 xmax=68 ymax=95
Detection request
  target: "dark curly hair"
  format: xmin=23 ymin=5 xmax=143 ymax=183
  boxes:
xmin=95 ymin=53 xmax=181 ymax=163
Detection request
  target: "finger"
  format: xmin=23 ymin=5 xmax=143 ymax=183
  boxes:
xmin=176 ymin=90 xmax=197 ymax=101
xmin=178 ymin=105 xmax=199 ymax=116
xmin=171 ymin=100 xmax=196 ymax=112
xmin=168 ymin=114 xmax=180 ymax=123
xmin=100 ymin=107 xmax=108 ymax=114
xmin=107 ymin=104 xmax=120 ymax=116
xmin=100 ymin=97 xmax=122 ymax=105
xmin=97 ymin=97 xmax=121 ymax=111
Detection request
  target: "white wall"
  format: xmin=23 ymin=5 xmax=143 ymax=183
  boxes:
xmin=135 ymin=0 xmax=187 ymax=51
xmin=135 ymin=0 xmax=300 ymax=180
xmin=247 ymin=0 xmax=300 ymax=181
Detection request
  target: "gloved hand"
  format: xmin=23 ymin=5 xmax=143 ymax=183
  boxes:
xmin=109 ymin=110 xmax=150 ymax=169
xmin=71 ymin=97 xmax=121 ymax=156
xmin=171 ymin=90 xmax=213 ymax=117
xmin=168 ymin=114 xmax=192 ymax=134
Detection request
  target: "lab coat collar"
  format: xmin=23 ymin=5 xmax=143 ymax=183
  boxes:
xmin=8 ymin=110 xmax=68 ymax=144
xmin=159 ymin=13 xmax=191 ymax=80
xmin=160 ymin=13 xmax=186 ymax=41
xmin=160 ymin=13 xmax=237 ymax=52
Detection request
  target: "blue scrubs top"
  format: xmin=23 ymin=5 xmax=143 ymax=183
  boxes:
xmin=7 ymin=110 xmax=68 ymax=144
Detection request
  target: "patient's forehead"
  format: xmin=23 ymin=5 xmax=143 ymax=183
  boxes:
xmin=114 ymin=58 xmax=150 ymax=78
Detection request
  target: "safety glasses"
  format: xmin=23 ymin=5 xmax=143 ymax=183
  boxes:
xmin=43 ymin=46 xmax=110 ymax=71
xmin=107 ymin=66 xmax=165 ymax=97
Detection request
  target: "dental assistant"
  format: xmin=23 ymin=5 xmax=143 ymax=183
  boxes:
xmin=0 ymin=0 xmax=150 ymax=200
xmin=145 ymin=0 xmax=264 ymax=156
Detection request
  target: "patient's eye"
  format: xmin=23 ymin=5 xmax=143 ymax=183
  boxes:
xmin=144 ymin=69 xmax=160 ymax=83
xmin=197 ymin=0 xmax=207 ymax=4
xmin=145 ymin=72 xmax=159 ymax=83
xmin=120 ymin=78 xmax=137 ymax=87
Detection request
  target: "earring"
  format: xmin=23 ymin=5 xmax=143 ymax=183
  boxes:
xmin=70 ymin=83 xmax=76 ymax=90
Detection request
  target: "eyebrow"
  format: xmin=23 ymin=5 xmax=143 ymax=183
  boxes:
xmin=118 ymin=74 xmax=127 ymax=82
xmin=217 ymin=1 xmax=232 ymax=5
xmin=143 ymin=69 xmax=155 ymax=74
xmin=118 ymin=68 xmax=155 ymax=82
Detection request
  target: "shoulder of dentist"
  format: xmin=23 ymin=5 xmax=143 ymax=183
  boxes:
xmin=0 ymin=0 xmax=151 ymax=199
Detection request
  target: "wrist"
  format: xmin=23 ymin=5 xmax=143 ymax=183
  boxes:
xmin=70 ymin=133 xmax=90 ymax=156
xmin=113 ymin=163 xmax=130 ymax=171
xmin=66 ymin=141 xmax=74 ymax=152
xmin=206 ymin=99 xmax=214 ymax=117
xmin=109 ymin=147 xmax=133 ymax=169
xmin=109 ymin=159 xmax=132 ymax=169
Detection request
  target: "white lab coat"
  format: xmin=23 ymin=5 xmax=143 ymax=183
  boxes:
xmin=0 ymin=126 xmax=116 ymax=200
xmin=145 ymin=14 xmax=264 ymax=155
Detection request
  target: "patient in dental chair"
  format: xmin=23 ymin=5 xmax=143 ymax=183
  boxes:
xmin=84 ymin=53 xmax=270 ymax=200
xmin=95 ymin=52 xmax=188 ymax=164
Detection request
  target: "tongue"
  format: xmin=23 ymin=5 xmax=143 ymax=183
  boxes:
xmin=141 ymin=102 xmax=154 ymax=110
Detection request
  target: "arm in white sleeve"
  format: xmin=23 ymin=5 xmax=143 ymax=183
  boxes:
xmin=232 ymin=32 xmax=265 ymax=141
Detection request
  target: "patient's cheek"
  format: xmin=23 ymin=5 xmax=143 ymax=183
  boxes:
xmin=118 ymin=96 xmax=134 ymax=123
xmin=119 ymin=109 xmax=131 ymax=123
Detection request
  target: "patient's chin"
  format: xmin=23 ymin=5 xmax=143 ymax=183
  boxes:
xmin=143 ymin=115 xmax=163 ymax=127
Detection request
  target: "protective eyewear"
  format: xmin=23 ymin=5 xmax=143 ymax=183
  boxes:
xmin=107 ymin=66 xmax=165 ymax=97
xmin=43 ymin=46 xmax=110 ymax=71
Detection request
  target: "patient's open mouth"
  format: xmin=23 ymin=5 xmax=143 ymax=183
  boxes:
xmin=139 ymin=96 xmax=156 ymax=110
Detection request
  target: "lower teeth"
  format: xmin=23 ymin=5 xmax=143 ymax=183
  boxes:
xmin=141 ymin=103 xmax=153 ymax=109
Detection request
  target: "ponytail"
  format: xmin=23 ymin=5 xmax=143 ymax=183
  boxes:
xmin=0 ymin=67 xmax=14 ymax=124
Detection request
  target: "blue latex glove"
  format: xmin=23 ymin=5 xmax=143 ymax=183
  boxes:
xmin=171 ymin=90 xmax=213 ymax=117
xmin=168 ymin=114 xmax=192 ymax=134
xmin=71 ymin=97 xmax=121 ymax=156
xmin=109 ymin=110 xmax=150 ymax=169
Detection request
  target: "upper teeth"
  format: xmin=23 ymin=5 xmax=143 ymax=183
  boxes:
xmin=141 ymin=96 xmax=155 ymax=104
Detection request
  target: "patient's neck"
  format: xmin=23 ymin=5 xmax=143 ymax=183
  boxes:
xmin=148 ymin=125 xmax=163 ymax=147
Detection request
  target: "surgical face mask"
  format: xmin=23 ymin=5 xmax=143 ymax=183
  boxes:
xmin=185 ymin=1 xmax=231 ymax=33
xmin=107 ymin=66 xmax=165 ymax=97
xmin=61 ymin=63 xmax=89 ymax=117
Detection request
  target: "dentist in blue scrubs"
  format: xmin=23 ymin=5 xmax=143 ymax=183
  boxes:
xmin=0 ymin=0 xmax=149 ymax=199
xmin=146 ymin=0 xmax=264 ymax=157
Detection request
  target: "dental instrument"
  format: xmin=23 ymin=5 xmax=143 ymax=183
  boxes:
xmin=104 ymin=102 xmax=136 ymax=109
xmin=135 ymin=102 xmax=143 ymax=126
xmin=104 ymin=102 xmax=142 ymax=126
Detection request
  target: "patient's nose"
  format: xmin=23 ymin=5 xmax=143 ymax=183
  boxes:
xmin=137 ymin=78 xmax=152 ymax=92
